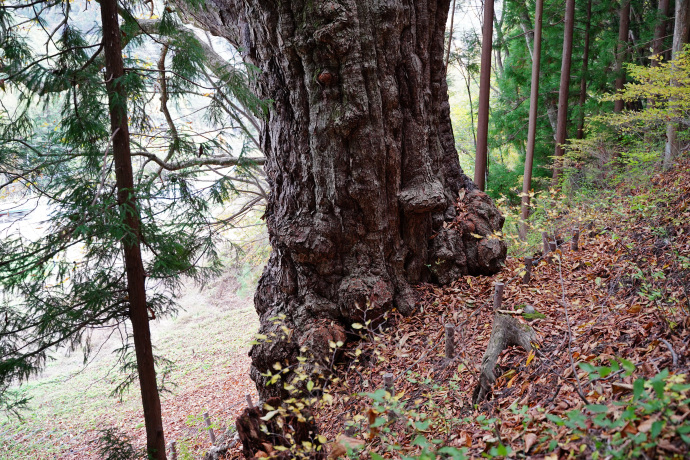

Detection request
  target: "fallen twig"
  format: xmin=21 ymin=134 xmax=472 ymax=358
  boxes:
xmin=659 ymin=338 xmax=678 ymax=367
xmin=557 ymin=254 xmax=589 ymax=405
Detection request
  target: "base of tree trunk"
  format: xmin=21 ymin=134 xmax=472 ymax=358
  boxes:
xmin=251 ymin=188 xmax=507 ymax=400
xmin=472 ymin=314 xmax=536 ymax=404
xmin=235 ymin=397 xmax=325 ymax=459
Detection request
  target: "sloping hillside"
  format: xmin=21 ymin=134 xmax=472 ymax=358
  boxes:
xmin=230 ymin=156 xmax=690 ymax=459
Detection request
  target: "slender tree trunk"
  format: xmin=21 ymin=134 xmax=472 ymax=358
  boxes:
xmin=614 ymin=0 xmax=631 ymax=113
xmin=649 ymin=0 xmax=670 ymax=110
xmin=445 ymin=0 xmax=456 ymax=69
xmin=552 ymin=0 xmax=575 ymax=183
xmin=518 ymin=0 xmax=535 ymax=60
xmin=475 ymin=0 xmax=495 ymax=190
xmin=576 ymin=0 xmax=592 ymax=140
xmin=493 ymin=11 xmax=505 ymax=75
xmin=515 ymin=0 xmax=558 ymax=138
xmin=466 ymin=72 xmax=477 ymax=149
xmin=665 ymin=0 xmax=690 ymax=167
xmin=519 ymin=0 xmax=544 ymax=240
xmin=179 ymin=0 xmax=508 ymax=400
xmin=652 ymin=0 xmax=670 ymax=66
xmin=99 ymin=0 xmax=166 ymax=457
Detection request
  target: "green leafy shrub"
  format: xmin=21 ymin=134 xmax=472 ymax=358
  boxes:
xmin=544 ymin=362 xmax=690 ymax=459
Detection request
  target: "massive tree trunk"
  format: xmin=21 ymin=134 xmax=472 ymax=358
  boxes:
xmin=179 ymin=0 xmax=507 ymax=399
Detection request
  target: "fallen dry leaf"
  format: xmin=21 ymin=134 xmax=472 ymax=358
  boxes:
xmin=524 ymin=433 xmax=537 ymax=452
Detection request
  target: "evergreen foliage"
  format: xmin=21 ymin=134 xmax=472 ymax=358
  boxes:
xmin=485 ymin=0 xmax=670 ymax=199
xmin=0 ymin=0 xmax=265 ymax=417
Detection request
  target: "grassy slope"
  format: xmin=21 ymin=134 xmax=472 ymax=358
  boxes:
xmin=0 ymin=274 xmax=259 ymax=459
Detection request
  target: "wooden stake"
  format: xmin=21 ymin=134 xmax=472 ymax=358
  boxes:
xmin=246 ymin=393 xmax=254 ymax=409
xmin=549 ymin=241 xmax=557 ymax=264
xmin=523 ymin=257 xmax=532 ymax=284
xmin=170 ymin=441 xmax=177 ymax=460
xmin=383 ymin=373 xmax=394 ymax=393
xmin=344 ymin=422 xmax=356 ymax=436
xmin=383 ymin=372 xmax=397 ymax=421
xmin=493 ymin=282 xmax=505 ymax=311
xmin=203 ymin=412 xmax=216 ymax=445
xmin=572 ymin=229 xmax=580 ymax=251
xmin=542 ymin=231 xmax=550 ymax=255
xmin=444 ymin=323 xmax=455 ymax=358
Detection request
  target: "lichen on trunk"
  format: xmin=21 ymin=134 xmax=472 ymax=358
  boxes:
xmin=180 ymin=0 xmax=507 ymax=399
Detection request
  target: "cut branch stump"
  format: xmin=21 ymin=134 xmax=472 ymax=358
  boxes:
xmin=383 ymin=373 xmax=394 ymax=393
xmin=542 ymin=231 xmax=550 ymax=255
xmin=549 ymin=241 xmax=557 ymax=263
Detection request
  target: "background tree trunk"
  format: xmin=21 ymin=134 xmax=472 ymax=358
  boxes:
xmin=665 ymin=0 xmax=690 ymax=168
xmin=99 ymin=0 xmax=166 ymax=457
xmin=519 ymin=0 xmax=544 ymax=240
xmin=181 ymin=0 xmax=507 ymax=399
xmin=652 ymin=0 xmax=671 ymax=67
xmin=552 ymin=0 xmax=575 ymax=183
xmin=445 ymin=0 xmax=457 ymax=69
xmin=576 ymin=0 xmax=592 ymax=140
xmin=614 ymin=0 xmax=631 ymax=113
xmin=517 ymin=0 xmax=535 ymax=60
xmin=475 ymin=0 xmax=495 ymax=190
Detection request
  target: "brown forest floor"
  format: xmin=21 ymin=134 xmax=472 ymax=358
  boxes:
xmin=8 ymin=157 xmax=688 ymax=459
xmin=224 ymin=157 xmax=690 ymax=459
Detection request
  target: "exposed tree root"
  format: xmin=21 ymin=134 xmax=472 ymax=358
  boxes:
xmin=472 ymin=314 xmax=536 ymax=404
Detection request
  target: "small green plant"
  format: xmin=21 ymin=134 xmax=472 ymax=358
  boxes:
xmin=245 ymin=312 xmax=527 ymax=459
xmin=93 ymin=427 xmax=144 ymax=460
xmin=545 ymin=361 xmax=690 ymax=459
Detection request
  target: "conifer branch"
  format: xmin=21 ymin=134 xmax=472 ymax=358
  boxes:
xmin=131 ymin=151 xmax=265 ymax=170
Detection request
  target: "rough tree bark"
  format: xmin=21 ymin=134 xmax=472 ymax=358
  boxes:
xmin=100 ymin=0 xmax=166 ymax=457
xmin=177 ymin=0 xmax=507 ymax=399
